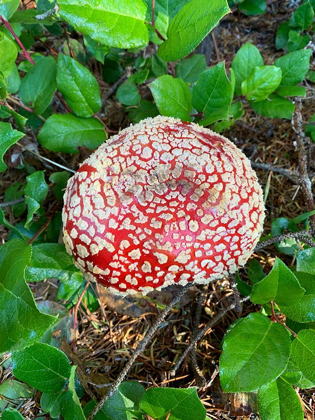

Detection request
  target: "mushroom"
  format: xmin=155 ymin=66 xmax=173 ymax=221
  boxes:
xmin=62 ymin=116 xmax=265 ymax=295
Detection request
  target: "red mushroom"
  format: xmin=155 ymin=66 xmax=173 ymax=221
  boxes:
xmin=62 ymin=116 xmax=265 ymax=295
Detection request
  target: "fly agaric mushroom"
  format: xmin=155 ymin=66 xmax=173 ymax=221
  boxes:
xmin=62 ymin=116 xmax=265 ymax=295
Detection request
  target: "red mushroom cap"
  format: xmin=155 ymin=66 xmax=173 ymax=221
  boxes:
xmin=62 ymin=116 xmax=265 ymax=295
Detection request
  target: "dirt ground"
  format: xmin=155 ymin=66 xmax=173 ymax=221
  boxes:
xmin=1 ymin=0 xmax=315 ymax=419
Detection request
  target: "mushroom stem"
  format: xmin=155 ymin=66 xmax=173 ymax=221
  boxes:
xmin=171 ymin=296 xmax=250 ymax=376
xmin=87 ymin=282 xmax=193 ymax=420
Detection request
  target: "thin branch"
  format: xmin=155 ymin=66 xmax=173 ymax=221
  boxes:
xmin=171 ymin=296 xmax=250 ymax=375
xmin=102 ymin=74 xmax=128 ymax=105
xmin=251 ymin=161 xmax=299 ymax=184
xmin=35 ymin=5 xmax=59 ymax=20
xmin=0 ymin=198 xmax=25 ymax=208
xmin=255 ymin=230 xmax=315 ymax=251
xmin=292 ymin=99 xmax=315 ymax=234
xmin=0 ymin=15 xmax=35 ymax=64
xmin=87 ymin=283 xmax=193 ymax=420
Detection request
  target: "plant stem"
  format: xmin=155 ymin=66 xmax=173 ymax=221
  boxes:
xmin=270 ymin=302 xmax=297 ymax=338
xmin=0 ymin=14 xmax=35 ymax=64
xmin=87 ymin=283 xmax=193 ymax=420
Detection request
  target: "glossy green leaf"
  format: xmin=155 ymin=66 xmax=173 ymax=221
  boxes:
xmin=0 ymin=0 xmax=20 ymax=19
xmin=38 ymin=114 xmax=106 ymax=154
xmin=307 ymin=70 xmax=315 ymax=83
xmin=175 ymin=54 xmax=207 ymax=83
xmin=239 ymin=0 xmax=266 ymax=15
xmin=145 ymin=0 xmax=168 ymax=44
xmin=128 ymin=99 xmax=159 ymax=123
xmin=290 ymin=1 xmax=314 ymax=30
xmin=116 ymin=80 xmax=141 ymax=106
xmin=277 ymin=85 xmax=306 ymax=97
xmin=0 ymin=122 xmax=24 ymax=173
xmin=19 ymin=56 xmax=57 ymax=115
xmin=84 ymin=381 xmax=145 ymax=420
xmin=251 ymin=258 xmax=305 ymax=306
xmin=84 ymin=35 xmax=109 ymax=64
xmin=60 ymin=366 xmax=86 ymax=420
xmin=0 ymin=239 xmax=56 ymax=354
xmin=220 ymin=313 xmax=291 ymax=392
xmin=49 ymin=171 xmax=70 ymax=201
xmin=24 ymin=171 xmax=49 ymax=229
xmin=297 ymin=248 xmax=315 ymax=275
xmin=258 ymin=377 xmax=304 ymax=420
xmin=232 ymin=43 xmax=264 ymax=96
xmin=57 ymin=53 xmax=101 ymax=117
xmin=0 ymin=32 xmax=18 ymax=78
xmin=25 ymin=243 xmax=83 ymax=284
xmin=58 ymin=0 xmax=148 ymax=49
xmin=158 ymin=0 xmax=230 ymax=62
xmin=280 ymin=272 xmax=315 ymax=323
xmin=151 ymin=54 xmax=167 ymax=77
xmin=274 ymin=49 xmax=312 ymax=87
xmin=5 ymin=64 xmax=20 ymax=94
xmin=251 ymin=94 xmax=295 ymax=119
xmin=242 ymin=65 xmax=282 ymax=101
xmin=140 ymin=387 xmax=206 ymax=420
xmin=12 ymin=343 xmax=71 ymax=393
xmin=288 ymin=30 xmax=310 ymax=52
xmin=192 ymin=62 xmax=233 ymax=125
xmin=276 ymin=21 xmax=290 ymax=50
xmin=150 ymin=75 xmax=192 ymax=121
xmin=292 ymin=330 xmax=315 ymax=383
xmin=2 ymin=408 xmax=25 ymax=420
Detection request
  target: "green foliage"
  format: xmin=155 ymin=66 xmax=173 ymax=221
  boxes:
xmin=24 ymin=171 xmax=49 ymax=229
xmin=2 ymin=408 xmax=25 ymax=420
xmin=0 ymin=122 xmax=24 ymax=172
xmin=0 ymin=32 xmax=18 ymax=78
xmin=241 ymin=65 xmax=282 ymax=101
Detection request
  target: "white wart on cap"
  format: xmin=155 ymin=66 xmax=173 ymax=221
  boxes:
xmin=62 ymin=116 xmax=265 ymax=295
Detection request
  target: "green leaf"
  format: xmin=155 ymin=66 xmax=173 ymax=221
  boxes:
xmin=219 ymin=313 xmax=291 ymax=392
xmin=280 ymin=271 xmax=315 ymax=323
xmin=274 ymin=49 xmax=312 ymax=87
xmin=56 ymin=54 xmax=101 ymax=117
xmin=150 ymin=75 xmax=192 ymax=121
xmin=158 ymin=0 xmax=230 ymax=62
xmin=250 ymin=258 xmax=305 ymax=306
xmin=58 ymin=0 xmax=148 ymax=49
xmin=238 ymin=0 xmax=266 ymax=15
xmin=49 ymin=171 xmax=70 ymax=201
xmin=242 ymin=65 xmax=282 ymax=101
xmin=19 ymin=56 xmax=57 ymax=115
xmin=84 ymin=35 xmax=109 ymax=64
xmin=231 ymin=43 xmax=264 ymax=96
xmin=292 ymin=330 xmax=315 ymax=383
xmin=139 ymin=387 xmax=206 ymax=420
xmin=290 ymin=1 xmax=314 ymax=30
xmin=288 ymin=30 xmax=310 ymax=52
xmin=0 ymin=122 xmax=24 ymax=173
xmin=251 ymin=93 xmax=295 ymax=119
xmin=277 ymin=85 xmax=306 ymax=97
xmin=25 ymin=243 xmax=83 ymax=284
xmin=0 ymin=0 xmax=20 ymax=19
xmin=116 ymin=80 xmax=141 ymax=106
xmin=258 ymin=377 xmax=304 ymax=420
xmin=175 ymin=54 xmax=207 ymax=83
xmin=84 ymin=381 xmax=145 ymax=420
xmin=151 ymin=54 xmax=167 ymax=77
xmin=282 ymin=356 xmax=315 ymax=389
xmin=5 ymin=63 xmax=20 ymax=94
xmin=5 ymin=183 xmax=25 ymax=217
xmin=24 ymin=171 xmax=49 ymax=229
xmin=192 ymin=62 xmax=233 ymax=125
xmin=0 ymin=208 xmax=24 ymax=238
xmin=128 ymin=99 xmax=159 ymax=123
xmin=0 ymin=32 xmax=18 ymax=78
xmin=307 ymin=70 xmax=315 ymax=83
xmin=12 ymin=343 xmax=71 ymax=393
xmin=40 ymin=391 xmax=64 ymax=418
xmin=297 ymin=248 xmax=315 ymax=275
xmin=0 ymin=239 xmax=56 ymax=354
xmin=276 ymin=21 xmax=290 ymax=50
xmin=60 ymin=366 xmax=86 ymax=420
xmin=145 ymin=0 xmax=169 ymax=44
xmin=2 ymin=408 xmax=25 ymax=420
xmin=38 ymin=114 xmax=106 ymax=154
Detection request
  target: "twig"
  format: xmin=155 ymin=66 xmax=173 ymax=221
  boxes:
xmin=0 ymin=15 xmax=35 ymax=64
xmin=211 ymin=31 xmax=221 ymax=62
xmin=255 ymin=230 xmax=315 ymax=251
xmin=229 ymin=274 xmax=242 ymax=313
xmin=251 ymin=162 xmax=299 ymax=184
xmin=102 ymin=74 xmax=128 ymax=105
xmin=72 ymin=282 xmax=90 ymax=351
xmin=17 ymin=142 xmax=76 ymax=173
xmin=28 ymin=216 xmax=52 ymax=244
xmin=0 ymin=198 xmax=25 ymax=208
xmin=7 ymin=96 xmax=46 ymax=122
xmin=190 ymin=286 xmax=207 ymax=387
xmin=292 ymin=99 xmax=315 ymax=234
xmin=35 ymin=5 xmax=59 ymax=20
xmin=87 ymin=283 xmax=193 ymax=420
xmin=171 ymin=296 xmax=250 ymax=375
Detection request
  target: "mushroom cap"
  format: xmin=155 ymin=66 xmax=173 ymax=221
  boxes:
xmin=62 ymin=116 xmax=265 ymax=295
